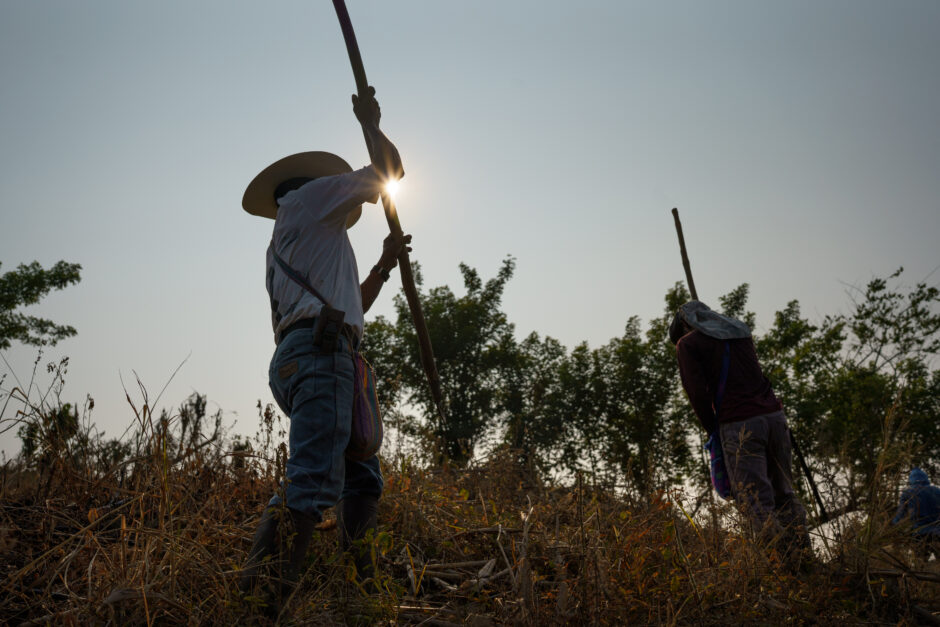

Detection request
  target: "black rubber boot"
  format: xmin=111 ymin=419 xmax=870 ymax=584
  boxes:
xmin=782 ymin=524 xmax=815 ymax=574
xmin=337 ymin=495 xmax=379 ymax=581
xmin=240 ymin=506 xmax=318 ymax=610
xmin=280 ymin=507 xmax=318 ymax=591
xmin=239 ymin=507 xmax=280 ymax=595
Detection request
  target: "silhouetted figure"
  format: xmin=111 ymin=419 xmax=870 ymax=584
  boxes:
xmin=892 ymin=468 xmax=940 ymax=560
xmin=239 ymin=87 xmax=408 ymax=609
xmin=670 ymin=301 xmax=811 ymax=568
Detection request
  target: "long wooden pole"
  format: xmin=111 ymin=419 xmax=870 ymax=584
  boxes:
xmin=332 ymin=1 xmax=447 ymax=435
xmin=671 ymin=208 xmax=718 ymax=540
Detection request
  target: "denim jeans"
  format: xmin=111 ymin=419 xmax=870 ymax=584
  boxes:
xmin=267 ymin=325 xmax=383 ymax=518
xmin=719 ymin=410 xmax=807 ymax=538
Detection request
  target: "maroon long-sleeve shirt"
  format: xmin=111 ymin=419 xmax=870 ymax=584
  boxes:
xmin=676 ymin=330 xmax=781 ymax=434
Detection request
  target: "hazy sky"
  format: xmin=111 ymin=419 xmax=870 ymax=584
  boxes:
xmin=2 ymin=1 xmax=938 ymax=457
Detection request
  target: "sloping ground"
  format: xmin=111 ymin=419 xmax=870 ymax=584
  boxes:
xmin=1 ymin=448 xmax=937 ymax=625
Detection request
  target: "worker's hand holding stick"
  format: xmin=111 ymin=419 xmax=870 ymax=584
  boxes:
xmin=379 ymin=233 xmax=413 ymax=270
xmin=352 ymin=86 xmax=404 ymax=183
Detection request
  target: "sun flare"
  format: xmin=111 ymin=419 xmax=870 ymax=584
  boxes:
xmin=385 ymin=179 xmax=401 ymax=199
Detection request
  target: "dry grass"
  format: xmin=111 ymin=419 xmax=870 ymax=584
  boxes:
xmin=1 ymin=379 xmax=938 ymax=625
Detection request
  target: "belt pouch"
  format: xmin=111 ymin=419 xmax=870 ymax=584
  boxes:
xmin=313 ymin=305 xmax=345 ymax=352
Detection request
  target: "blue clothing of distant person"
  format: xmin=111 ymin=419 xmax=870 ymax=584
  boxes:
xmin=892 ymin=468 xmax=940 ymax=537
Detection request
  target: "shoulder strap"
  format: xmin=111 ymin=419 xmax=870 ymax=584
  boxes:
xmin=713 ymin=341 xmax=731 ymax=417
xmin=270 ymin=245 xmax=333 ymax=309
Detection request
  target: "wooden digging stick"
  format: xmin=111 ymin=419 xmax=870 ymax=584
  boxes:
xmin=671 ymin=208 xmax=698 ymax=301
xmin=672 ymin=208 xmax=718 ymax=536
xmin=332 ymin=0 xmax=447 ymax=435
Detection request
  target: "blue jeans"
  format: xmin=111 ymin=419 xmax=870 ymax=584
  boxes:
xmin=267 ymin=326 xmax=383 ymax=518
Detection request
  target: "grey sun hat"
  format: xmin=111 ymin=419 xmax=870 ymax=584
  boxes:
xmin=669 ymin=300 xmax=752 ymax=344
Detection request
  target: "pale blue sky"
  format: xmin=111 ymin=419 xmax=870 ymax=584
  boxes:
xmin=2 ymin=1 xmax=938 ymax=457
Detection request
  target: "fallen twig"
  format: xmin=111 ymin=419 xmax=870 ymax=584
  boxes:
xmin=864 ymin=569 xmax=940 ymax=584
xmin=446 ymin=526 xmax=522 ymax=541
xmin=424 ymin=559 xmax=491 ymax=571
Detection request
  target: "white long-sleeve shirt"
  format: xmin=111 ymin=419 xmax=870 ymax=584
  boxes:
xmin=266 ymin=165 xmax=383 ymax=343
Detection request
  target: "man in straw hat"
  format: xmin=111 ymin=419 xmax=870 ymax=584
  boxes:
xmin=669 ymin=301 xmax=811 ymax=569
xmin=239 ymin=87 xmax=409 ymax=602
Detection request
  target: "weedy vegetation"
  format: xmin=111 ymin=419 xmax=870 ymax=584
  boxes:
xmin=0 ymin=366 xmax=937 ymax=625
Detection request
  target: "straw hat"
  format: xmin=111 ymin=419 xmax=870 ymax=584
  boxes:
xmin=242 ymin=151 xmax=362 ymax=228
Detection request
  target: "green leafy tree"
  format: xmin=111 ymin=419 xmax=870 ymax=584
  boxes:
xmin=364 ymin=258 xmax=519 ymax=465
xmin=717 ymin=283 xmax=756 ymax=331
xmin=844 ymin=267 xmax=940 ymax=378
xmin=754 ymin=268 xmax=939 ymax=508
xmin=544 ymin=341 xmax=608 ymax=481
xmin=755 ymin=299 xmax=846 ymax=501
xmin=497 ymin=331 xmax=568 ymax=471
xmin=523 ymin=283 xmax=696 ymax=493
xmin=823 ymin=270 xmax=940 ymax=498
xmin=594 ymin=313 xmax=690 ymax=495
xmin=0 ymin=261 xmax=82 ymax=349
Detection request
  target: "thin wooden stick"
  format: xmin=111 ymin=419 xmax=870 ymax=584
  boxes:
xmin=790 ymin=430 xmax=830 ymax=523
xmin=671 ymin=208 xmax=698 ymax=300
xmin=670 ymin=209 xmax=719 ymax=542
xmin=424 ymin=559 xmax=491 ymax=571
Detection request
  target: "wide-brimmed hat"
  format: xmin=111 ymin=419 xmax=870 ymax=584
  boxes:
xmin=242 ymin=151 xmax=362 ymax=228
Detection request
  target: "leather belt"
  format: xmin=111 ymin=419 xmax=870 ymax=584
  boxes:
xmin=279 ymin=317 xmax=359 ymax=348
